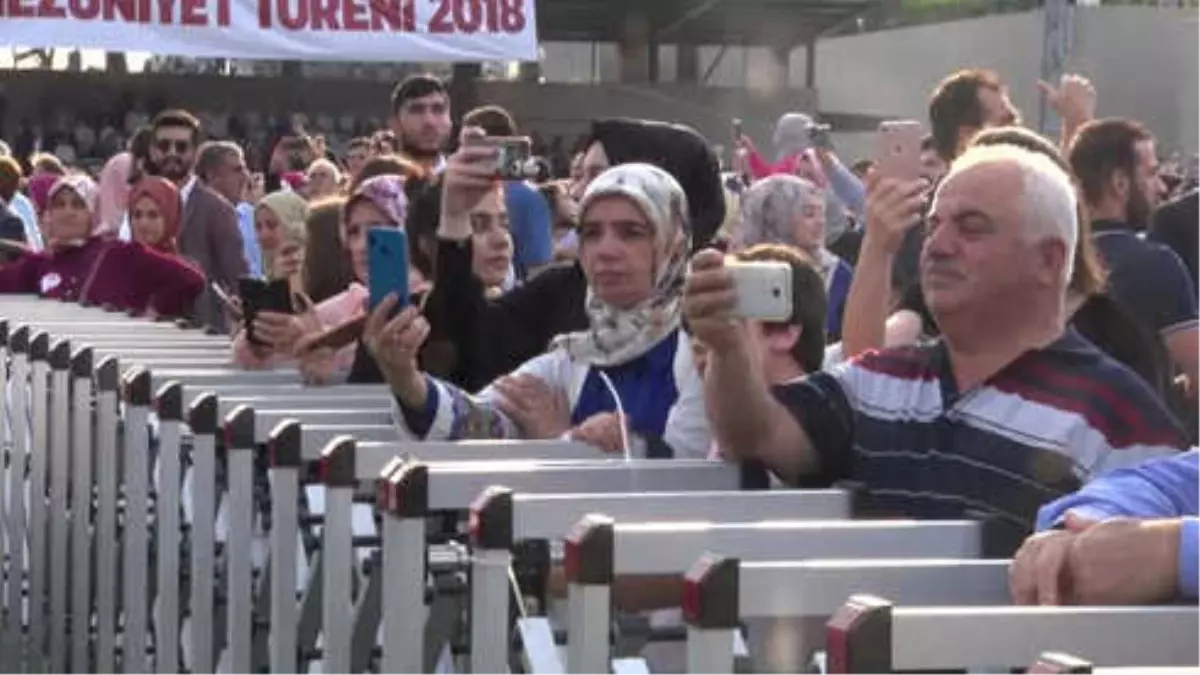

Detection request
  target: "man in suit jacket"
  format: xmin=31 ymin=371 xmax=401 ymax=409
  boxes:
xmin=148 ymin=109 xmax=248 ymax=331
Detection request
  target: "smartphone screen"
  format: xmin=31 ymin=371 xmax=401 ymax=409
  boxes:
xmin=238 ymin=277 xmax=292 ymax=346
xmin=368 ymin=227 xmax=411 ymax=315
xmin=874 ymin=120 xmax=924 ymax=182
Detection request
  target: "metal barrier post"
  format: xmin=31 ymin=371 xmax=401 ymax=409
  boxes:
xmin=155 ymin=382 xmax=185 ymax=673
xmin=223 ymin=406 xmax=255 ymax=674
xmin=186 ymin=395 xmax=218 ymax=675
xmin=121 ymin=368 xmax=152 ymax=673
xmin=94 ymin=357 xmax=120 ymax=674
xmin=267 ymin=421 xmax=301 ymax=674
xmin=47 ymin=339 xmax=72 ymax=673
xmin=69 ymin=347 xmax=95 ymax=673
xmin=27 ymin=331 xmax=50 ymax=672
xmin=379 ymin=459 xmax=427 ymax=675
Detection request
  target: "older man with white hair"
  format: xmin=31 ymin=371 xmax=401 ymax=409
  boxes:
xmin=685 ymin=144 xmax=1189 ymax=554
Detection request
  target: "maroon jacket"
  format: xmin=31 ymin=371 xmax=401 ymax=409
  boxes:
xmin=0 ymin=236 xmax=205 ymax=318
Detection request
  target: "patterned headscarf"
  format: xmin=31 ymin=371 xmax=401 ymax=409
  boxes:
xmin=739 ymin=174 xmax=824 ymax=250
xmin=345 ymin=174 xmax=409 ymax=229
xmin=552 ymin=163 xmax=691 ymax=367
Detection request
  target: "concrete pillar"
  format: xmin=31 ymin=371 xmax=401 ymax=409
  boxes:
xmin=618 ymin=11 xmax=653 ymax=83
xmin=450 ymin=63 xmax=482 ymax=120
xmin=746 ymin=45 xmax=790 ymax=94
xmin=677 ymin=43 xmax=699 ymax=83
xmin=804 ymin=40 xmax=816 ymax=89
xmin=518 ymin=61 xmax=541 ymax=82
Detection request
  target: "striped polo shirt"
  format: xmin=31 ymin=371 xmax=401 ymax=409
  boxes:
xmin=774 ymin=329 xmax=1189 ymax=554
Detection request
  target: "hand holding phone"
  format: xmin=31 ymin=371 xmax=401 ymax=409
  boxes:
xmin=466 ymin=135 xmax=532 ymax=181
xmin=238 ymin=277 xmax=293 ymax=346
xmin=368 ymin=227 xmax=411 ymax=316
xmin=727 ymin=260 xmax=793 ymax=322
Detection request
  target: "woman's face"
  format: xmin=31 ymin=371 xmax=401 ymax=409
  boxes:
xmin=273 ymin=236 xmax=305 ymax=281
xmin=791 ymin=193 xmax=827 ymax=253
xmin=255 ymin=207 xmax=284 ymax=252
xmin=343 ymin=200 xmax=392 ymax=284
xmin=578 ymin=195 xmax=657 ymax=310
xmin=555 ymin=187 xmax=579 ymax=228
xmin=47 ymin=188 xmax=92 ymax=241
xmin=469 ymin=187 xmax=514 ymax=289
xmin=308 ymin=167 xmax=338 ymax=199
xmin=570 ymin=142 xmax=609 ymax=201
xmin=130 ymin=195 xmax=165 ymax=247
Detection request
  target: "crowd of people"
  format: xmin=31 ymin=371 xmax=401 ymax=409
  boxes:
xmin=0 ymin=68 xmax=1196 ymax=607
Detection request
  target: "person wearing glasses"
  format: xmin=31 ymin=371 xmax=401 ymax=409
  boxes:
xmin=147 ymin=109 xmax=248 ymax=331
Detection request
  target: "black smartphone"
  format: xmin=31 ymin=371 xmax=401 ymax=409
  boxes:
xmin=238 ymin=277 xmax=293 ymax=346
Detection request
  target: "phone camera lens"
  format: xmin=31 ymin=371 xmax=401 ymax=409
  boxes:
xmin=772 ymin=288 xmax=781 ymax=297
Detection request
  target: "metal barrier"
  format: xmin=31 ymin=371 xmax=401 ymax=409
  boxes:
xmin=4 ymin=295 xmax=1196 ymax=675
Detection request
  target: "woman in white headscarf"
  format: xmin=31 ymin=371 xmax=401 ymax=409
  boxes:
xmin=365 ymin=163 xmax=711 ymax=459
xmin=738 ymin=174 xmax=854 ymax=340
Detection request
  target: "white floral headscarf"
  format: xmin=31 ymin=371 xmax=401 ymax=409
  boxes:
xmin=552 ymin=163 xmax=691 ymax=367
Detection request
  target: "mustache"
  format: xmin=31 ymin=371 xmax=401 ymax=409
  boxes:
xmin=922 ymin=261 xmax=965 ymax=279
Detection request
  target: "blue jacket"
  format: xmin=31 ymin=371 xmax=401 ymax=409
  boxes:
xmin=1037 ymin=449 xmax=1198 ymax=599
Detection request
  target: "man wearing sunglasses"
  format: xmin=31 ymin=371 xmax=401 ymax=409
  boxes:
xmin=148 ymin=109 xmax=248 ymax=332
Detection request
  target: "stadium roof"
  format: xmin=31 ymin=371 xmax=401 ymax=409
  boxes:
xmin=537 ymin=0 xmax=884 ymax=45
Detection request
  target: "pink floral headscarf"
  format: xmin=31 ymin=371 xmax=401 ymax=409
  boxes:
xmin=345 ymin=174 xmax=408 ymax=227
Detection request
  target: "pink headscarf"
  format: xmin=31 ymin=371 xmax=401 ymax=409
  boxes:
xmin=96 ymin=153 xmax=132 ymax=236
xmin=47 ymin=174 xmax=102 ymax=232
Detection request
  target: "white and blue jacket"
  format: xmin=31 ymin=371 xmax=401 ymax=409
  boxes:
xmin=392 ymin=329 xmax=712 ymax=460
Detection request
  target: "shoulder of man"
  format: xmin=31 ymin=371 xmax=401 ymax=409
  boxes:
xmin=1040 ymin=332 xmax=1191 ymax=452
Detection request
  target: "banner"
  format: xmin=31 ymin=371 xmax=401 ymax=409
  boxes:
xmin=0 ymin=0 xmax=539 ymax=62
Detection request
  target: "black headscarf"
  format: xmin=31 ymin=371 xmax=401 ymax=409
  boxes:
xmin=588 ymin=118 xmax=725 ymax=251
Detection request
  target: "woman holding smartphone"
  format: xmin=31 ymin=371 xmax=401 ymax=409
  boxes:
xmin=363 ymin=163 xmax=712 ymax=459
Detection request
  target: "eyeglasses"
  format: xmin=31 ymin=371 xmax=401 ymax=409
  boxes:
xmin=156 ymin=139 xmax=191 ymax=154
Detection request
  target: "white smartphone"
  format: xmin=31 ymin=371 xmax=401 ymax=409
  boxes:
xmin=728 ymin=260 xmax=793 ymax=322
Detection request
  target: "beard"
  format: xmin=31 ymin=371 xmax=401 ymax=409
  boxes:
xmin=1126 ymin=185 xmax=1154 ymax=230
xmin=147 ymin=155 xmax=190 ymax=182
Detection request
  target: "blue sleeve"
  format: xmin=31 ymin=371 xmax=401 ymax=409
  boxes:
xmin=1037 ymin=450 xmax=1200 ymax=530
xmin=1148 ymin=246 xmax=1198 ymax=335
xmin=1180 ymin=517 xmax=1198 ymax=599
xmin=237 ymin=203 xmax=263 ymax=278
xmin=395 ymin=376 xmax=440 ymax=438
xmin=825 ymin=261 xmax=853 ymax=341
xmin=825 ymin=154 xmax=866 ymax=216
xmin=506 ymin=183 xmax=553 ymax=277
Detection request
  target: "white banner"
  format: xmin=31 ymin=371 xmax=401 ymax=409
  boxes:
xmin=0 ymin=0 xmax=539 ymax=62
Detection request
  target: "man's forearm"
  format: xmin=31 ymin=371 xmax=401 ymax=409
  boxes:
xmin=840 ymin=239 xmax=895 ymax=359
xmin=705 ymin=340 xmax=816 ymax=480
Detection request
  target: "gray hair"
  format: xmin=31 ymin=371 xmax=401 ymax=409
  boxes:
xmin=194 ymin=141 xmax=243 ymax=182
xmin=740 ymin=174 xmax=824 ymax=249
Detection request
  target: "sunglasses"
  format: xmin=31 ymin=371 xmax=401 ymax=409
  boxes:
xmin=156 ymin=139 xmax=192 ymax=154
